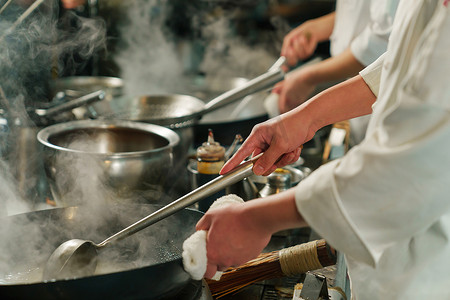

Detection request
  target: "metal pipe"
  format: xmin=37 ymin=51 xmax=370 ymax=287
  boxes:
xmin=97 ymin=153 xmax=262 ymax=247
xmin=201 ymin=67 xmax=285 ymax=115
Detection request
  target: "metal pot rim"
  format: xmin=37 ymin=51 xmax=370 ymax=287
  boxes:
xmin=50 ymin=76 xmax=124 ymax=88
xmin=106 ymin=94 xmax=206 ymax=128
xmin=37 ymin=119 xmax=180 ymax=157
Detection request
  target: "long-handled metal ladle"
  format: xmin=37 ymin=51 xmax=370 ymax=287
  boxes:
xmin=43 ymin=154 xmax=262 ymax=280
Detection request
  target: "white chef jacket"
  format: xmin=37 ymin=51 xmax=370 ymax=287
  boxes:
xmin=330 ymin=0 xmax=370 ymax=57
xmin=296 ymin=0 xmax=450 ymax=299
xmin=330 ymin=0 xmax=400 ymax=145
xmin=331 ymin=0 xmax=399 ymax=66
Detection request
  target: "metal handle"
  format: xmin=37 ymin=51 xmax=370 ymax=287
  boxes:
xmin=201 ymin=67 xmax=284 ymax=116
xmin=191 ymin=57 xmax=286 ymax=120
xmin=98 ymin=154 xmax=263 ymax=247
xmin=34 ymin=90 xmax=106 ymax=118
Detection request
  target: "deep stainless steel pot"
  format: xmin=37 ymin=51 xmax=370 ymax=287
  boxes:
xmin=88 ymin=94 xmax=202 ymax=189
xmin=37 ymin=120 xmax=180 ymax=207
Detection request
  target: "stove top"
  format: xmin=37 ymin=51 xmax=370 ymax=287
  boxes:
xmin=163 ymin=280 xmax=212 ymax=300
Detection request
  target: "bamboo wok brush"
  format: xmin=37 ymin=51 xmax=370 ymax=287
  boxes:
xmin=206 ymin=239 xmax=336 ymax=298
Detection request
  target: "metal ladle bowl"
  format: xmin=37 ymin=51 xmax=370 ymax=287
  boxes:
xmin=43 ymin=154 xmax=262 ymax=280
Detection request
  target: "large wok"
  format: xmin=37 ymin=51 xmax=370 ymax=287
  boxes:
xmin=0 ymin=204 xmax=203 ymax=299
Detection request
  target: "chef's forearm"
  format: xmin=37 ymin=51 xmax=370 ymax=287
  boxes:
xmin=304 ymin=48 xmax=366 ymax=85
xmin=243 ymin=189 xmax=308 ymax=234
xmin=294 ymin=74 xmax=376 ymax=134
xmin=309 ymin=12 xmax=336 ymax=42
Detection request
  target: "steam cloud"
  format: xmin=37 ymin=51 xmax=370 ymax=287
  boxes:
xmin=0 ymin=0 xmax=106 ymax=215
xmin=113 ymin=1 xmax=185 ymax=96
xmin=199 ymin=16 xmax=278 ymax=79
xmin=0 ymin=0 xmax=106 ymax=284
xmin=113 ymin=0 xmax=289 ymax=98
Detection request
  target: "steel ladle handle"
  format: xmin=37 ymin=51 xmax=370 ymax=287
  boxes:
xmin=197 ymin=57 xmax=286 ymax=118
xmin=97 ymin=154 xmax=263 ymax=247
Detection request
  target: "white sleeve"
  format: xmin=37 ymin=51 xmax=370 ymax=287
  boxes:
xmin=359 ymin=52 xmax=385 ymax=98
xmin=292 ymin=54 xmax=386 ymax=269
xmin=350 ymin=0 xmax=399 ymax=66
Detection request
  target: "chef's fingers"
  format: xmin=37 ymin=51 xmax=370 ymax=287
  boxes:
xmin=196 ymin=214 xmax=211 ymax=231
xmin=61 ymin=0 xmax=86 ymax=9
xmin=292 ymin=36 xmax=308 ymax=60
xmin=259 ymin=150 xmax=298 ymax=176
xmin=204 ymin=263 xmax=218 ymax=279
xmin=220 ymin=141 xmax=261 ymax=175
xmin=284 ymin=47 xmax=299 ymax=68
xmin=253 ymin=152 xmax=279 ymax=176
xmin=261 ymin=164 xmax=279 ymax=177
xmin=276 ymin=147 xmax=302 ymax=168
xmin=252 ymin=137 xmax=293 ymax=175
xmin=281 ymin=32 xmax=295 ymax=58
xmin=294 ymin=32 xmax=317 ymax=60
xmin=217 ymin=265 xmax=228 ymax=272
xmin=220 ymin=153 xmax=245 ymax=175
xmin=304 ymin=36 xmax=317 ymax=58
xmin=271 ymin=81 xmax=284 ymax=94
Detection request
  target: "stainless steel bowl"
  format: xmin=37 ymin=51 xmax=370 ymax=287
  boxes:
xmin=250 ymin=165 xmax=312 ymax=191
xmin=37 ymin=120 xmax=180 ymax=207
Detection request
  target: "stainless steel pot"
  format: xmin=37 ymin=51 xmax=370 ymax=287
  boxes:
xmin=37 ymin=120 xmax=180 ymax=207
xmin=87 ymin=94 xmax=204 ymax=180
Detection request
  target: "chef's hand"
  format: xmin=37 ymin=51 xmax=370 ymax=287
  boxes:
xmin=220 ymin=111 xmax=312 ymax=176
xmin=61 ymin=0 xmax=86 ymax=9
xmin=281 ymin=23 xmax=317 ymax=69
xmin=281 ymin=12 xmax=335 ymax=69
xmin=196 ymin=190 xmax=306 ymax=279
xmin=273 ymin=66 xmax=317 ymax=114
xmin=196 ymin=202 xmax=272 ymax=279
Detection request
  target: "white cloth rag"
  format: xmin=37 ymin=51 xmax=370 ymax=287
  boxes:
xmin=182 ymin=194 xmax=245 ymax=281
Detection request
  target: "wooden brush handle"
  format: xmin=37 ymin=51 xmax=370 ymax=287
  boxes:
xmin=316 ymin=239 xmax=337 ymax=267
xmin=279 ymin=239 xmax=336 ymax=277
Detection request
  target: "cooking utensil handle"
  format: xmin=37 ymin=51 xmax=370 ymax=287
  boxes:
xmin=200 ymin=59 xmax=285 ymax=116
xmin=97 ymin=154 xmax=262 ymax=247
xmin=34 ymin=90 xmax=106 ymax=117
xmin=279 ymin=239 xmax=337 ymax=276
